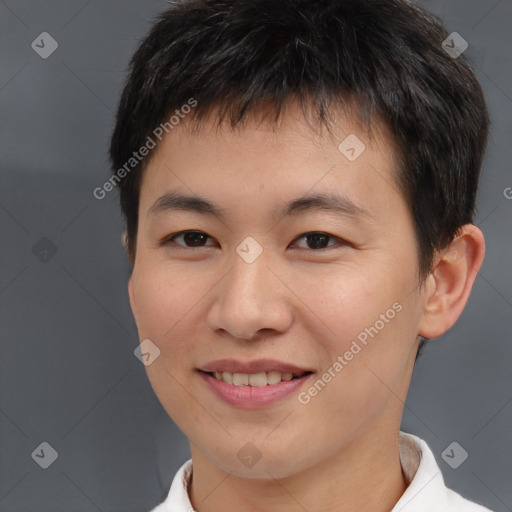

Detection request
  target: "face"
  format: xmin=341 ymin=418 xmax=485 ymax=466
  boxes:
xmin=128 ymin=101 xmax=427 ymax=479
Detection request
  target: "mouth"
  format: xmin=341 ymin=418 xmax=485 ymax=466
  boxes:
xmin=198 ymin=369 xmax=314 ymax=387
xmin=197 ymin=368 xmax=315 ymax=409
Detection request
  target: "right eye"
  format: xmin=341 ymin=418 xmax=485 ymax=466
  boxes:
xmin=160 ymin=230 xmax=218 ymax=248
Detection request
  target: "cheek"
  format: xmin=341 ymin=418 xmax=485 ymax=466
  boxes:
xmin=296 ymin=267 xmax=416 ymax=404
xmin=131 ymin=261 xmax=231 ymax=378
xmin=131 ymin=267 xmax=205 ymax=420
xmin=292 ymin=266 xmax=394 ymax=353
xmin=132 ymin=264 xmax=202 ymax=338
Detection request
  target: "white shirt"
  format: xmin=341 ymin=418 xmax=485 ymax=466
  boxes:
xmin=150 ymin=431 xmax=494 ymax=511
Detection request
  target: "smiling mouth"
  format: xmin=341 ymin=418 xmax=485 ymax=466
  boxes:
xmin=199 ymin=369 xmax=313 ymax=386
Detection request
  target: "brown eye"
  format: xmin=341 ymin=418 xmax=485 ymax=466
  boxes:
xmin=162 ymin=231 xmax=216 ymax=248
xmin=292 ymin=232 xmax=346 ymax=250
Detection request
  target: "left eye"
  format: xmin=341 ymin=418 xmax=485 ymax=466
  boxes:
xmin=291 ymin=232 xmax=345 ymax=250
xmin=161 ymin=230 xmax=345 ymax=250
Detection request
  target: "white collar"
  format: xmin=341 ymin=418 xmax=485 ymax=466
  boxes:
xmin=151 ymin=431 xmax=493 ymax=511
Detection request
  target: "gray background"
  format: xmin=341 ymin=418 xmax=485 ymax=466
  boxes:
xmin=1 ymin=0 xmax=511 ymax=510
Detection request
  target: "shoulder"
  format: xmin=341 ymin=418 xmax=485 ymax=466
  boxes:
xmin=147 ymin=458 xmax=194 ymax=512
xmin=394 ymin=432 xmax=495 ymax=512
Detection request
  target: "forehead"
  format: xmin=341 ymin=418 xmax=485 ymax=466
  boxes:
xmin=139 ymin=99 xmax=402 ymax=221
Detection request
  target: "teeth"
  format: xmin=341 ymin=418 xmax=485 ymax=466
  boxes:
xmin=233 ymin=373 xmax=249 ymax=385
xmin=210 ymin=371 xmax=304 ymax=386
xmin=267 ymin=371 xmax=283 ymax=384
xmin=249 ymin=372 xmax=267 ymax=387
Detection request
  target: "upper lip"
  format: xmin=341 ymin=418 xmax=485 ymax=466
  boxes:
xmin=198 ymin=358 xmax=314 ymax=374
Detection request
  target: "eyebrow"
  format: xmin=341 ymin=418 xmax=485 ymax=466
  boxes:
xmin=147 ymin=190 xmax=374 ymax=222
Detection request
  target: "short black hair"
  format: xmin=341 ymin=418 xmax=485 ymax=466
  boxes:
xmin=109 ymin=0 xmax=489 ymax=356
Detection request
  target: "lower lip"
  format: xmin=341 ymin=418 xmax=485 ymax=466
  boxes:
xmin=197 ymin=370 xmax=313 ymax=409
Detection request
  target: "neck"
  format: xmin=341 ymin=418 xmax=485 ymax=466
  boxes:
xmin=188 ymin=425 xmax=407 ymax=512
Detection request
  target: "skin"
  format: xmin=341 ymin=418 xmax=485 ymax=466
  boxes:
xmin=128 ymin=100 xmax=485 ymax=512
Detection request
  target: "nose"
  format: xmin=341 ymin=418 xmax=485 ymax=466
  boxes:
xmin=206 ymin=251 xmax=294 ymax=341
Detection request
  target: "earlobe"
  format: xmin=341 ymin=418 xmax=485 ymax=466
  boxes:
xmin=417 ymin=224 xmax=485 ymax=339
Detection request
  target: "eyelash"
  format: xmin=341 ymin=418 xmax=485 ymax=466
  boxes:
xmin=159 ymin=230 xmax=349 ymax=251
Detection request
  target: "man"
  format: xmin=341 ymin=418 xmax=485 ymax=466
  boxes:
xmin=109 ymin=0 xmax=493 ymax=510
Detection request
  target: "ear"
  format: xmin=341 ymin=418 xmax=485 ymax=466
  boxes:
xmin=417 ymin=224 xmax=485 ymax=339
